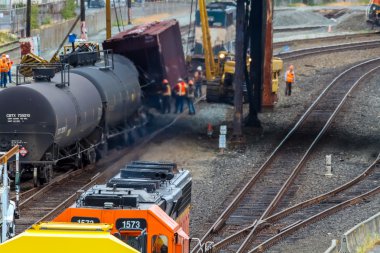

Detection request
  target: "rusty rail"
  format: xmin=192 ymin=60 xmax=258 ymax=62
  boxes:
xmin=248 ymin=186 xmax=380 ymax=253
xmin=193 ymin=58 xmax=380 ymax=253
xmin=276 ymin=40 xmax=380 ymax=60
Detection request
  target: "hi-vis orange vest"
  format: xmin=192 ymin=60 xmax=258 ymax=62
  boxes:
xmin=163 ymin=84 xmax=171 ymax=96
xmin=0 ymin=61 xmax=9 ymax=73
xmin=176 ymin=81 xmax=187 ymax=96
xmin=286 ymin=70 xmax=294 ymax=83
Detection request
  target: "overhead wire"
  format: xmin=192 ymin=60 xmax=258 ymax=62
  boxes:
xmin=186 ymin=0 xmax=195 ymax=55
xmin=113 ymin=0 xmax=121 ymax=32
xmin=118 ymin=0 xmax=125 ymax=30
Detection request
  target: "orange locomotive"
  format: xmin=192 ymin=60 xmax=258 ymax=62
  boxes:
xmin=54 ymin=161 xmax=192 ymax=253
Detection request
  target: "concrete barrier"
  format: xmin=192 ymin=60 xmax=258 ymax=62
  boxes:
xmin=340 ymin=212 xmax=380 ymax=253
xmin=324 ymin=239 xmax=339 ymax=253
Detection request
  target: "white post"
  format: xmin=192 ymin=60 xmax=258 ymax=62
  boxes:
xmin=325 ymin=154 xmax=333 ymax=176
xmin=15 ymin=153 xmax=20 ymax=218
xmin=1 ymin=164 xmax=8 ymax=243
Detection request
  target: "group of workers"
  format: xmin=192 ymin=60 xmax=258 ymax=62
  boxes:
xmin=159 ymin=66 xmax=204 ymax=115
xmin=0 ymin=54 xmax=13 ymax=88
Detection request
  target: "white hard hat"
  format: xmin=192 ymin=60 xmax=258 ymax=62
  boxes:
xmin=178 ymin=78 xmax=183 ymax=82
xmin=5 ymin=55 xmax=9 ymax=59
xmin=197 ymin=66 xmax=202 ymax=71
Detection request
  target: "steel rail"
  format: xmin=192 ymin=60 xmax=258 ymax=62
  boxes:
xmin=273 ymin=31 xmax=380 ymax=49
xmin=276 ymin=40 xmax=380 ymax=60
xmin=15 ymin=95 xmax=206 ymax=233
xmin=248 ymin=186 xmax=380 ymax=253
xmin=236 ymin=62 xmax=380 ymax=253
xmin=211 ymin=155 xmax=379 ymax=252
xmin=192 ymin=58 xmax=380 ymax=253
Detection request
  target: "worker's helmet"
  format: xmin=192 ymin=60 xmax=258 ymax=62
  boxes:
xmin=178 ymin=78 xmax=183 ymax=82
xmin=5 ymin=55 xmax=9 ymax=59
xmin=1 ymin=54 xmax=5 ymax=58
xmin=188 ymin=80 xmax=194 ymax=85
xmin=162 ymin=79 xmax=169 ymax=84
xmin=197 ymin=66 xmax=202 ymax=71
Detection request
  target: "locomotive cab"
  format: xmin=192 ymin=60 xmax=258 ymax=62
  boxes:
xmin=53 ymin=206 xmax=189 ymax=253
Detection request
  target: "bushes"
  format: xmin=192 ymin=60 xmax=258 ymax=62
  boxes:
xmin=61 ymin=0 xmax=76 ymax=20
xmin=31 ymin=4 xmax=39 ymax=29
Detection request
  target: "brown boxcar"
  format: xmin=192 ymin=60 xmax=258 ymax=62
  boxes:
xmin=103 ymin=20 xmax=187 ymax=94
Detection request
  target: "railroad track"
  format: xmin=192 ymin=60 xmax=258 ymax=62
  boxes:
xmin=15 ymin=96 xmax=205 ymax=234
xmin=275 ymin=39 xmax=380 ymax=60
xmin=192 ymin=58 xmax=380 ymax=253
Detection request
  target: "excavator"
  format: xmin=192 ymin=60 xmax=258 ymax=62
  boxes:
xmin=196 ymin=0 xmax=283 ymax=105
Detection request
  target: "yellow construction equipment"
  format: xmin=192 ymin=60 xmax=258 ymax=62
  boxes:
xmin=196 ymin=0 xmax=283 ymax=104
xmin=0 ymin=222 xmax=139 ymax=253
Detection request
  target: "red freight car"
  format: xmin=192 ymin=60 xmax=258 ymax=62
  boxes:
xmin=103 ymin=20 xmax=187 ymax=96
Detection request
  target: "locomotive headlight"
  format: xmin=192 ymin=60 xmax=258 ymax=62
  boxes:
xmin=219 ymin=53 xmax=226 ymax=60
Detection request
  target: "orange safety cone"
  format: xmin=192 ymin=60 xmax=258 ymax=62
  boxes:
xmin=327 ymin=25 xmax=332 ymax=33
xmin=207 ymin=123 xmax=213 ymax=138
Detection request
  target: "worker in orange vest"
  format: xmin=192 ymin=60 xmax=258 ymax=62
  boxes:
xmin=6 ymin=55 xmax=13 ymax=84
xmin=174 ymin=78 xmax=187 ymax=114
xmin=284 ymin=64 xmax=295 ymax=96
xmin=161 ymin=79 xmax=171 ymax=114
xmin=0 ymin=56 xmax=9 ymax=88
xmin=187 ymin=79 xmax=196 ymax=115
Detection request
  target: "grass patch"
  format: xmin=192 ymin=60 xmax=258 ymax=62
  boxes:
xmin=0 ymin=32 xmax=17 ymax=44
xmin=61 ymin=0 xmax=76 ymax=20
xmin=31 ymin=4 xmax=39 ymax=29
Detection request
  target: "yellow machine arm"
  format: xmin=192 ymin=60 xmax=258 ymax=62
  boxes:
xmin=199 ymin=0 xmax=216 ymax=80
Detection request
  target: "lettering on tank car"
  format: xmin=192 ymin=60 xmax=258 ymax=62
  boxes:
xmin=6 ymin=113 xmax=31 ymax=123
xmin=11 ymin=140 xmax=26 ymax=146
xmin=56 ymin=126 xmax=67 ymax=135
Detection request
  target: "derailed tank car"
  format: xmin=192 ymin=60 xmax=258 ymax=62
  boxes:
xmin=0 ymin=54 xmax=147 ymax=185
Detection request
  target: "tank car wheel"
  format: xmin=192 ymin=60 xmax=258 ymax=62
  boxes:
xmin=87 ymin=148 xmax=97 ymax=164
xmin=123 ymin=132 xmax=134 ymax=146
xmin=43 ymin=165 xmax=53 ymax=184
xmin=97 ymin=143 xmax=108 ymax=159
xmin=33 ymin=167 xmax=39 ymax=187
xmin=137 ymin=126 xmax=147 ymax=138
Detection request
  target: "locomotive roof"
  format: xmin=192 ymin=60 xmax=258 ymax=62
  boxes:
xmin=76 ymin=167 xmax=191 ymax=211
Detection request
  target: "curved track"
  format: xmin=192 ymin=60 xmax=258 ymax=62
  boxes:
xmin=192 ymin=58 xmax=380 ymax=253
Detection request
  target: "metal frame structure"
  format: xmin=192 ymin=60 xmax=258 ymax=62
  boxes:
xmin=0 ymin=146 xmax=20 ymax=243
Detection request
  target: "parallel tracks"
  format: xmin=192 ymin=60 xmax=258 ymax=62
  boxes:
xmin=192 ymin=58 xmax=380 ymax=253
xmin=276 ymin=39 xmax=380 ymax=60
xmin=15 ymin=96 xmax=205 ymax=234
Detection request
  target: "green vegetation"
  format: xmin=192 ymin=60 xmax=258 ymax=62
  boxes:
xmin=31 ymin=4 xmax=39 ymax=29
xmin=0 ymin=32 xmax=17 ymax=44
xmin=61 ymin=0 xmax=76 ymax=20
xmin=42 ymin=15 xmax=52 ymax=25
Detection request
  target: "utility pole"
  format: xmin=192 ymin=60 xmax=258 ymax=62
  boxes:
xmin=80 ymin=0 xmax=87 ymax=40
xmin=106 ymin=0 xmax=111 ymax=39
xmin=262 ymin=0 xmax=274 ymax=108
xmin=246 ymin=0 xmax=266 ymax=127
xmin=232 ymin=0 xmax=245 ymax=138
xmin=26 ymin=0 xmax=31 ymax=37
